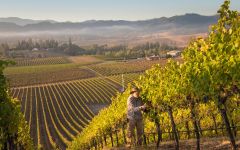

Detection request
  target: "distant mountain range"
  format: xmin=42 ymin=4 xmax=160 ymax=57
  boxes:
xmin=0 ymin=14 xmax=219 ymax=46
xmin=0 ymin=17 xmax=57 ymax=26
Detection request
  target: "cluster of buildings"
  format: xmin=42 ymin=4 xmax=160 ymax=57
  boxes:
xmin=145 ymin=50 xmax=182 ymax=61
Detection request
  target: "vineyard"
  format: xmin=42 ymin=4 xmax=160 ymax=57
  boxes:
xmin=107 ymin=73 xmax=141 ymax=88
xmin=6 ymin=67 xmax=97 ymax=87
xmin=9 ymin=73 xmax=138 ymax=149
xmin=4 ymin=63 xmax=78 ymax=75
xmin=3 ymin=52 xmax=153 ymax=149
xmin=4 ymin=57 xmax=166 ymax=87
xmin=68 ymin=1 xmax=240 ymax=150
xmin=1 ymin=1 xmax=239 ymax=150
xmin=87 ymin=58 xmax=178 ymax=76
xmin=11 ymin=57 xmax=71 ymax=66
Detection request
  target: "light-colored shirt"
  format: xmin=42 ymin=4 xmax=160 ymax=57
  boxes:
xmin=127 ymin=95 xmax=143 ymax=120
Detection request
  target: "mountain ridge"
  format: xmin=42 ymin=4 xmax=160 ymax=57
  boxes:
xmin=0 ymin=13 xmax=218 ymax=32
xmin=0 ymin=17 xmax=57 ymax=26
xmin=0 ymin=14 xmax=219 ymax=46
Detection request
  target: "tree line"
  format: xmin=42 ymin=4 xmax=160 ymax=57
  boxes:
xmin=0 ymin=38 xmax=178 ymax=58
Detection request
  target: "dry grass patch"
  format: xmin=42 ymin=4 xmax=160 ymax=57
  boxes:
xmin=68 ymin=55 xmax=103 ymax=64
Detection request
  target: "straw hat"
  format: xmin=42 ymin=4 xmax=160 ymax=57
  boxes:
xmin=130 ymin=87 xmax=140 ymax=94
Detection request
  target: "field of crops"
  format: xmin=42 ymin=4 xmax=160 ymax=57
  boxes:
xmin=6 ymin=67 xmax=97 ymax=87
xmin=107 ymin=73 xmax=140 ymax=87
xmin=4 ymin=63 xmax=78 ymax=75
xmin=87 ymin=59 xmax=176 ymax=76
xmin=5 ymin=55 xmax=170 ymax=149
xmin=11 ymin=57 xmax=71 ymax=66
xmin=9 ymin=72 xmax=140 ymax=149
xmin=5 ymin=58 xmax=166 ymax=87
xmin=10 ymin=77 xmax=120 ymax=149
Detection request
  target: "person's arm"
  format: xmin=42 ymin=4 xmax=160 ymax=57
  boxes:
xmin=127 ymin=97 xmax=146 ymax=112
xmin=138 ymin=97 xmax=147 ymax=110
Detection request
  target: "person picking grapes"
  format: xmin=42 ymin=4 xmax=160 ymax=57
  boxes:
xmin=126 ymin=87 xmax=147 ymax=147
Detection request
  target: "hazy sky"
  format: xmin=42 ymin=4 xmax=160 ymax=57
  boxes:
xmin=1 ymin=0 xmax=240 ymax=22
